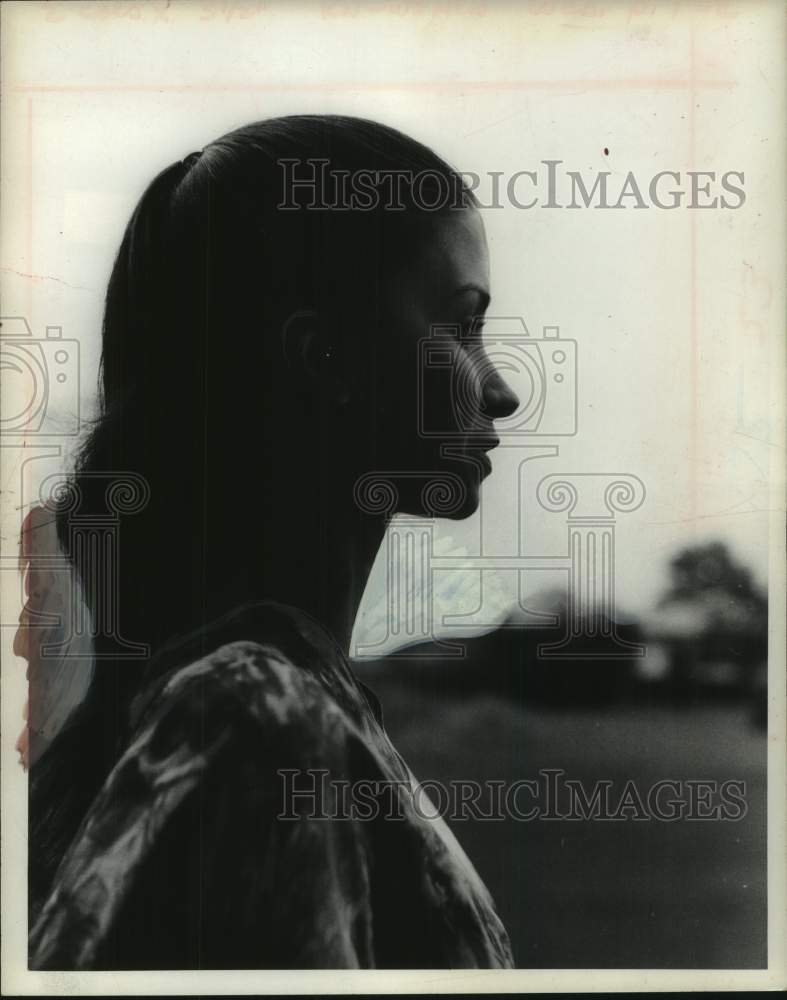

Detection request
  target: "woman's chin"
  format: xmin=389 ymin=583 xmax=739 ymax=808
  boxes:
xmin=392 ymin=479 xmax=479 ymax=520
xmin=427 ymin=478 xmax=481 ymax=520
xmin=454 ymin=482 xmax=482 ymax=518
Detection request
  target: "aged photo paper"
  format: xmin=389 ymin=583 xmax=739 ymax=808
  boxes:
xmin=1 ymin=0 xmax=785 ymax=993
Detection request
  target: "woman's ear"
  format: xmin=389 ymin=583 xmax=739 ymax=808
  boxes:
xmin=281 ymin=309 xmax=350 ymax=407
xmin=281 ymin=309 xmax=318 ymax=371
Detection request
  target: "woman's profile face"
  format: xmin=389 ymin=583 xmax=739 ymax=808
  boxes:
xmin=370 ymin=207 xmax=519 ymax=519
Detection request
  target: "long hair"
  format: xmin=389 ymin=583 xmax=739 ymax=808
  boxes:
xmin=29 ymin=115 xmax=476 ymax=916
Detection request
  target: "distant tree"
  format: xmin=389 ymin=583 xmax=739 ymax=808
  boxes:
xmin=659 ymin=540 xmax=767 ymax=639
xmin=662 ymin=541 xmax=760 ymax=601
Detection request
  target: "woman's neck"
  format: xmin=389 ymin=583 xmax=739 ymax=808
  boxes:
xmin=267 ymin=506 xmax=385 ymax=655
xmin=187 ymin=500 xmax=386 ymax=658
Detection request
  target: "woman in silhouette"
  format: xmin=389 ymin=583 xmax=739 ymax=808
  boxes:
xmin=24 ymin=115 xmax=518 ymax=969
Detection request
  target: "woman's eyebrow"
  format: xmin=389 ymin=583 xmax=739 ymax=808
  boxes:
xmin=453 ymin=284 xmax=491 ymax=311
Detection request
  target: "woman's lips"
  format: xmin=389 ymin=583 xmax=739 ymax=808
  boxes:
xmin=458 ymin=436 xmax=498 ymax=476
xmin=467 ymin=435 xmax=500 ymax=470
xmin=473 ymin=429 xmax=500 ymax=449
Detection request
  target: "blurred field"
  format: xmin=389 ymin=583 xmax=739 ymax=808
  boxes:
xmin=365 ymin=672 xmax=767 ymax=968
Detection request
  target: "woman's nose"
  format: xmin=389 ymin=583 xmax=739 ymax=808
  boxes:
xmin=481 ymin=370 xmax=519 ymax=422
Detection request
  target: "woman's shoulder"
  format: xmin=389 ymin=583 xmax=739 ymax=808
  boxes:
xmin=132 ymin=600 xmax=372 ymax=732
xmin=125 ymin=625 xmax=376 ymax=794
xmin=30 ymin=627 xmax=376 ymax=970
xmin=136 ymin=636 xmax=344 ymax=734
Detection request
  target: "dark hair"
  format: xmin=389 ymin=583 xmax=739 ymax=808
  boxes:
xmin=30 ymin=115 xmax=476 ymax=915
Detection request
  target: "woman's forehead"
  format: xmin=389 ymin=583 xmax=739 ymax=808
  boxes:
xmin=398 ymin=208 xmax=490 ymax=303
